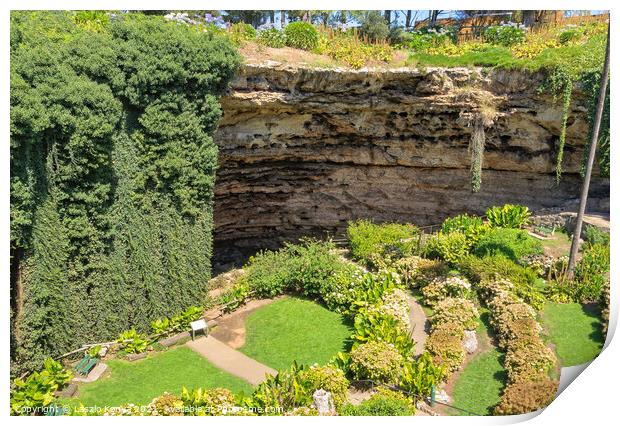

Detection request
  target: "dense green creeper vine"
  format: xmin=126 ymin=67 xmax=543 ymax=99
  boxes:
xmin=537 ymin=29 xmax=609 ymax=184
xmin=581 ymin=71 xmax=610 ymax=178
xmin=544 ymin=67 xmax=573 ymax=183
xmin=10 ymin=11 xmax=240 ymax=375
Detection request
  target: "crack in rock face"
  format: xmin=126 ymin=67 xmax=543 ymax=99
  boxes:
xmin=212 ymin=64 xmax=609 ymax=264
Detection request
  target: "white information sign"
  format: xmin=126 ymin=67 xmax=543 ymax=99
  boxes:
xmin=190 ymin=319 xmax=208 ymax=340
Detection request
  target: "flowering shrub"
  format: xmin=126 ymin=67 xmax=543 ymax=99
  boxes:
xmin=284 ymin=407 xmax=318 ymax=416
xmin=150 ymin=393 xmax=184 ymax=416
xmin=368 ymin=288 xmax=411 ymax=330
xmin=258 ymin=27 xmax=287 ymax=48
xmin=408 ymin=27 xmax=456 ymax=53
xmin=491 ymin=297 xmax=542 ymax=349
xmin=423 ymin=231 xmax=469 ymax=265
xmin=494 ymin=379 xmax=558 ymax=415
xmin=511 ymin=32 xmax=559 ymax=58
xmin=421 ymin=275 xmax=471 ymax=307
xmin=300 ymin=365 xmax=349 ymax=408
xmin=476 ymin=278 xmax=515 ymax=304
xmin=103 ymin=403 xmax=145 ymax=416
xmin=321 ymin=264 xmax=366 ymax=313
xmin=414 ymin=258 xmax=450 ymax=287
xmin=425 ymin=325 xmax=465 ymax=375
xmin=284 ymin=22 xmax=319 ymax=51
xmin=432 ymin=298 xmax=479 ymax=331
xmin=484 ymin=24 xmax=526 ymax=47
xmin=349 ymin=341 xmax=403 ymax=383
xmin=458 ymin=254 xmax=545 ymax=310
xmin=601 ymin=280 xmax=610 ymax=336
xmin=426 ymin=41 xmax=490 ymax=56
xmin=519 ymin=254 xmax=565 ymax=279
xmin=504 ymin=338 xmax=557 ymax=384
xmin=392 ymin=256 xmax=422 ymax=287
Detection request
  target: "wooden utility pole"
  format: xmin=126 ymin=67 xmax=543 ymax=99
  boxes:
xmin=567 ymin=24 xmax=610 ymax=278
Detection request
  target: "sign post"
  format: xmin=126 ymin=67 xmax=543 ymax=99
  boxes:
xmin=190 ymin=319 xmax=208 ymax=341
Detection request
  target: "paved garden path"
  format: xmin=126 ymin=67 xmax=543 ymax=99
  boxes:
xmin=406 ymin=294 xmax=430 ymax=356
xmin=186 ymin=335 xmax=277 ymax=386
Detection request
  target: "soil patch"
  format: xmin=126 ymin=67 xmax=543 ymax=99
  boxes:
xmin=209 ymin=297 xmax=285 ymax=348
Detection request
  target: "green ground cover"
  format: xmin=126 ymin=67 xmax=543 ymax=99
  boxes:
xmin=449 ymin=311 xmax=507 ymax=416
xmin=68 ymin=347 xmax=253 ymax=407
xmin=240 ymin=297 xmax=353 ymax=371
xmin=540 ymin=302 xmax=604 ymax=366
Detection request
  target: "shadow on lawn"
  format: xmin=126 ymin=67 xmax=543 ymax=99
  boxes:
xmin=582 ymin=302 xmax=605 ymax=348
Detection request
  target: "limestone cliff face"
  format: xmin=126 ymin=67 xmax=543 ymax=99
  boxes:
xmin=213 ymin=63 xmax=609 ymax=258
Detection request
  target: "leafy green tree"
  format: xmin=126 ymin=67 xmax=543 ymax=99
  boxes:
xmin=353 ymin=10 xmax=390 ymax=42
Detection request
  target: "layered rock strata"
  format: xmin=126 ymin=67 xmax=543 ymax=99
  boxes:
xmin=213 ymin=63 xmax=609 ymax=260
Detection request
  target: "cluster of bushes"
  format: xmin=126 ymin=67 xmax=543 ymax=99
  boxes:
xmin=543 ymin=226 xmax=610 ymax=304
xmin=232 ymin=21 xmax=321 ymax=52
xmin=421 ymin=275 xmax=471 ymax=307
xmin=207 ymin=238 xmax=443 ymax=414
xmin=10 ymin=359 xmax=73 ymax=415
xmin=339 ymin=388 xmax=416 ymax=416
xmin=97 ymin=387 xmax=240 ymax=416
xmin=473 ymin=228 xmax=542 ymax=261
xmin=315 ymin=32 xmax=394 ymax=69
xmin=113 ymin=305 xmax=205 ymax=355
xmin=407 ymin=26 xmax=456 ymax=53
xmin=424 ymin=205 xmax=534 ymax=266
xmin=423 ymin=286 xmax=480 ymax=376
xmin=493 ymin=379 xmax=558 ymax=415
xmin=101 ymin=374 xmax=416 ymax=416
xmin=244 ymin=239 xmax=350 ymax=299
xmin=484 ymin=24 xmax=527 ymax=47
xmin=347 ymin=219 xmax=418 ymax=268
xmin=477 ymin=278 xmax=558 ymax=414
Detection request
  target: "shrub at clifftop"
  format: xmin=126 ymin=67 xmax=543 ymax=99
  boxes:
xmin=10 ymin=11 xmax=240 ymax=374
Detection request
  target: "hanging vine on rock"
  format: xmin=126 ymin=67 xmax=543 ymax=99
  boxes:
xmin=470 ymin=118 xmax=485 ymax=193
xmin=460 ymin=87 xmax=499 ymax=193
xmin=581 ymin=70 xmax=610 ymax=178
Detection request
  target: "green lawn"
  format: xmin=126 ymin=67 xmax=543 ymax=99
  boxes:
xmin=539 ymin=231 xmax=572 ymax=258
xmin=240 ymin=297 xmax=353 ymax=371
xmin=541 ymin=302 xmax=604 ymax=366
xmin=69 ymin=346 xmax=253 ymax=407
xmin=450 ymin=311 xmax=507 ymax=416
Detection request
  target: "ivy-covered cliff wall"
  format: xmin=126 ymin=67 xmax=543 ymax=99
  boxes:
xmin=10 ymin=12 xmax=240 ymax=374
xmin=213 ymin=63 xmax=609 ymax=262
